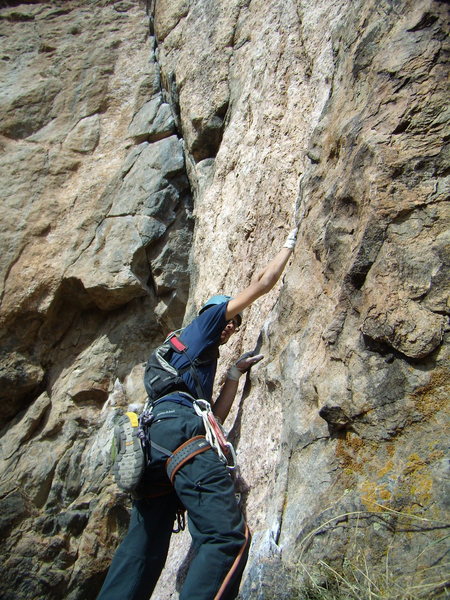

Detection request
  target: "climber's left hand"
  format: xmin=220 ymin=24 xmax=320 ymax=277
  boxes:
xmin=235 ymin=351 xmax=264 ymax=373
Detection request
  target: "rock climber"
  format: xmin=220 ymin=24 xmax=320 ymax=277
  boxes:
xmin=97 ymin=227 xmax=298 ymax=600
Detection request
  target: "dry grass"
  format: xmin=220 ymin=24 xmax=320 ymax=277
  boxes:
xmin=298 ymin=556 xmax=450 ymax=600
xmin=293 ymin=502 xmax=450 ymax=600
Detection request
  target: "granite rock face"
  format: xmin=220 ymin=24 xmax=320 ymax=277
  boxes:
xmin=152 ymin=0 xmax=449 ymax=597
xmin=0 ymin=1 xmax=448 ymax=599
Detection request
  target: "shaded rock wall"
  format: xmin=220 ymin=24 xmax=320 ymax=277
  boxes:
xmin=0 ymin=2 xmax=192 ymax=599
xmin=0 ymin=0 xmax=448 ymax=599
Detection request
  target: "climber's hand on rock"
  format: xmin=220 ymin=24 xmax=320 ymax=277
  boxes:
xmin=236 ymin=351 xmax=264 ymax=373
xmin=227 ymin=352 xmax=264 ymax=380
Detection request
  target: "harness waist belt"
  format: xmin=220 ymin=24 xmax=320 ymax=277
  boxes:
xmin=166 ymin=435 xmax=211 ymax=484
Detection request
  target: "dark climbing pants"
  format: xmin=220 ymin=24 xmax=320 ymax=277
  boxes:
xmin=97 ymin=402 xmax=250 ymax=600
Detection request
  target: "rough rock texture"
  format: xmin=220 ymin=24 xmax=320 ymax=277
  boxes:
xmin=0 ymin=2 xmax=192 ymax=599
xmin=0 ymin=0 xmax=448 ymax=599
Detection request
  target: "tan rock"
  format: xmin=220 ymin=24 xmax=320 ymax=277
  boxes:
xmin=64 ymin=114 xmax=101 ymax=153
xmin=0 ymin=0 xmax=448 ymax=598
xmin=362 ymin=297 xmax=446 ymax=359
xmin=152 ymin=0 xmax=449 ymax=597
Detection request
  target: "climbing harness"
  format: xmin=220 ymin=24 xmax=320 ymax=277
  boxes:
xmin=166 ymin=435 xmax=212 ymax=483
xmin=143 ymin=404 xmax=237 ymax=483
xmin=173 ymin=508 xmax=186 ymax=533
xmin=137 ymin=395 xmax=237 ymax=489
xmin=111 ymin=329 xmax=238 ymax=510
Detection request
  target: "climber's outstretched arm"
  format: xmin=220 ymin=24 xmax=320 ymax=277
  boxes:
xmin=214 ymin=229 xmax=297 ymax=422
xmin=226 ymin=228 xmax=297 ymax=321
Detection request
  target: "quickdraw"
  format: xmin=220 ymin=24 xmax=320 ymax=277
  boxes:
xmin=193 ymin=399 xmax=237 ymax=470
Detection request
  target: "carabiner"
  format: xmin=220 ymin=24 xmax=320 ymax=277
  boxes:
xmin=225 ymin=442 xmax=237 ymax=470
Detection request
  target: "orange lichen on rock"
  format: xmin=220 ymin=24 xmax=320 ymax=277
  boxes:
xmin=359 ymin=451 xmax=443 ymax=516
xmin=411 ymin=368 xmax=450 ymax=420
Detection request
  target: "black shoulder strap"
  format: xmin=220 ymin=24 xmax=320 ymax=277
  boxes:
xmin=161 ymin=331 xmax=218 ymax=400
xmin=175 ymin=333 xmax=218 ymax=400
xmin=179 ymin=345 xmax=208 ymax=400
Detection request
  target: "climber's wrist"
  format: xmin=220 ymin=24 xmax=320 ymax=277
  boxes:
xmin=227 ymin=365 xmax=243 ymax=381
xmin=283 ymin=227 xmax=298 ymax=249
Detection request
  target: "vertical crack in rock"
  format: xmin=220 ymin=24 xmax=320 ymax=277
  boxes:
xmin=148 ymin=0 xmax=238 ymax=163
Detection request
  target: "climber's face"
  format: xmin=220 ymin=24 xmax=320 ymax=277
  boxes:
xmin=220 ymin=318 xmax=240 ymax=345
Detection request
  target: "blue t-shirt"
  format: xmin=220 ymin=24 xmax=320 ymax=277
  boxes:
xmin=163 ymin=302 xmax=228 ymax=404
